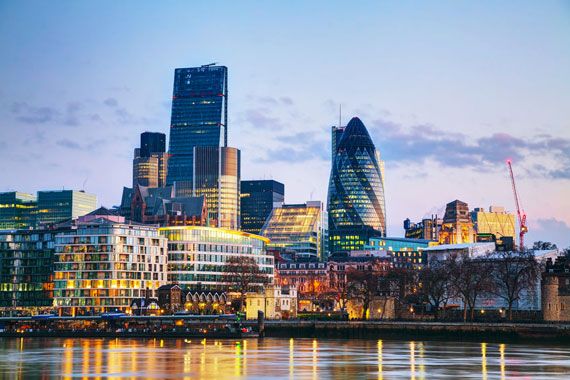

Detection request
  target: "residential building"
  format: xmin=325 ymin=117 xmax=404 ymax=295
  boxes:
xmin=0 ymin=192 xmax=36 ymax=230
xmin=193 ymin=146 xmax=241 ymax=229
xmin=328 ymin=117 xmax=386 ymax=254
xmin=240 ymin=180 xmax=285 ymax=235
xmin=275 ymin=260 xmax=328 ymax=311
xmin=159 ymin=226 xmax=274 ymax=291
xmin=167 ymin=65 xmax=228 ymax=196
xmin=0 ymin=227 xmax=68 ymax=309
xmin=261 ymin=201 xmax=327 ymax=260
xmin=53 ymin=208 xmax=168 ymax=315
xmin=36 ymin=190 xmax=97 ymax=225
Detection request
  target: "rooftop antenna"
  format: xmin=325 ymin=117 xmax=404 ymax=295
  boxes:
xmin=82 ymin=177 xmax=88 ymax=191
xmin=339 ymin=104 xmax=342 ymax=127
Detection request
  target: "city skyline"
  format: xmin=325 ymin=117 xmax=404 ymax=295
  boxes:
xmin=0 ymin=1 xmax=569 ymax=247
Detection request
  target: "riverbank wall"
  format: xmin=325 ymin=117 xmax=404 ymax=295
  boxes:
xmin=262 ymin=321 xmax=570 ymax=343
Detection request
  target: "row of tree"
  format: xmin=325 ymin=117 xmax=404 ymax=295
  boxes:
xmin=345 ymin=250 xmax=541 ymax=321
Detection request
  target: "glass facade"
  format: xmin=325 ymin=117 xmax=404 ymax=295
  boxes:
xmin=167 ymin=65 xmax=228 ymax=195
xmin=261 ymin=201 xmax=326 ymax=260
xmin=327 ymin=117 xmax=386 ymax=254
xmin=0 ymin=192 xmax=37 ymax=230
xmin=140 ymin=132 xmax=166 ymax=158
xmin=36 ymin=190 xmax=97 ymax=225
xmin=240 ymin=180 xmax=285 ymax=235
xmin=193 ymin=146 xmax=240 ymax=229
xmin=0 ymin=229 xmax=60 ymax=308
xmin=159 ymin=226 xmax=273 ymax=290
xmin=53 ymin=220 xmax=168 ymax=315
xmin=133 ymin=132 xmax=168 ymax=188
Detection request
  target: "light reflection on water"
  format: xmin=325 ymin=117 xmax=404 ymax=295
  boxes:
xmin=0 ymin=337 xmax=569 ymax=379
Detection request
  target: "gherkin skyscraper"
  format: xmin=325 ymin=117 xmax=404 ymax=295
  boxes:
xmin=327 ymin=117 xmax=386 ymax=254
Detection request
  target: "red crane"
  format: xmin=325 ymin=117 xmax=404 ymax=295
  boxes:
xmin=507 ymin=160 xmax=528 ymax=251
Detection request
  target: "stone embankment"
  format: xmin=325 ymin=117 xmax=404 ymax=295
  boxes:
xmin=262 ymin=320 xmax=570 ymax=342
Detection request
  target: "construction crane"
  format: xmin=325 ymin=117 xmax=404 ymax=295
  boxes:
xmin=507 ymin=160 xmax=528 ymax=251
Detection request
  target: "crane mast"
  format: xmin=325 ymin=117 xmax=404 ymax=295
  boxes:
xmin=507 ymin=160 xmax=528 ymax=251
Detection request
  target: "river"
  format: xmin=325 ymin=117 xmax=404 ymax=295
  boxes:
xmin=0 ymin=337 xmax=569 ymax=378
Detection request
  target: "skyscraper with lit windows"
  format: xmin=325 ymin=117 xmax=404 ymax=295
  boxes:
xmin=166 ymin=65 xmax=228 ymax=196
xmin=327 ymin=117 xmax=386 ymax=254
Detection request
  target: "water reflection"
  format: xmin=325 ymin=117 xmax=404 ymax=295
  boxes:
xmin=0 ymin=338 xmax=569 ymax=378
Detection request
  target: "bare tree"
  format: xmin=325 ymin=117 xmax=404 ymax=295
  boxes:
xmin=532 ymin=241 xmax=558 ymax=250
xmin=385 ymin=267 xmax=417 ymax=318
xmin=448 ymin=253 xmax=495 ymax=321
xmin=347 ymin=267 xmax=381 ymax=320
xmin=488 ymin=250 xmax=540 ymax=320
xmin=419 ymin=258 xmax=454 ymax=319
xmin=224 ymin=256 xmax=268 ymax=311
xmin=329 ymin=264 xmax=349 ymax=312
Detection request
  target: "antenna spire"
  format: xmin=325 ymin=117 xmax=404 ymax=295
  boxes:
xmin=339 ymin=104 xmax=342 ymax=127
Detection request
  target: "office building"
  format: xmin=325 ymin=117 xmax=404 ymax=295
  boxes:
xmin=404 ymin=216 xmax=441 ymax=241
xmin=167 ymin=65 xmax=228 ymax=195
xmin=193 ymin=146 xmax=240 ymax=229
xmin=327 ymin=117 xmax=386 ymax=254
xmin=133 ymin=132 xmax=168 ymax=188
xmin=159 ymin=226 xmax=274 ymax=291
xmin=472 ymin=206 xmax=516 ymax=244
xmin=0 ymin=228 xmax=68 ymax=309
xmin=35 ymin=190 xmax=97 ymax=226
xmin=438 ymin=200 xmax=476 ymax=245
xmin=261 ymin=201 xmax=327 ymax=260
xmin=366 ymin=237 xmax=437 ymax=269
xmin=0 ymin=192 xmax=37 ymax=230
xmin=53 ymin=209 xmax=168 ymax=315
xmin=240 ymin=180 xmax=285 ymax=235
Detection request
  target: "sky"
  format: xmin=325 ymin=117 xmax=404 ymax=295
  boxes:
xmin=0 ymin=1 xmax=569 ymax=248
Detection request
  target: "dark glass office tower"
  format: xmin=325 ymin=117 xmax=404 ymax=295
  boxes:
xmin=327 ymin=117 xmax=386 ymax=254
xmin=140 ymin=132 xmax=166 ymax=158
xmin=167 ymin=65 xmax=228 ymax=195
xmin=240 ymin=180 xmax=285 ymax=235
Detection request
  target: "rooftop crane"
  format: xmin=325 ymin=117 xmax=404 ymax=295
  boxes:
xmin=507 ymin=160 xmax=528 ymax=251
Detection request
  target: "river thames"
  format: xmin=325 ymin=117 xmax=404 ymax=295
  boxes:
xmin=0 ymin=337 xmax=569 ymax=379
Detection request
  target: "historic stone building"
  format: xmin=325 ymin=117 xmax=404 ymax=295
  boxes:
xmin=542 ymin=256 xmax=570 ymax=322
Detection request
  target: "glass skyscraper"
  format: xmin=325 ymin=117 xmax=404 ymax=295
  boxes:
xmin=167 ymin=65 xmax=228 ymax=195
xmin=0 ymin=192 xmax=36 ymax=230
xmin=240 ymin=180 xmax=285 ymax=235
xmin=36 ymin=190 xmax=97 ymax=225
xmin=327 ymin=117 xmax=386 ymax=254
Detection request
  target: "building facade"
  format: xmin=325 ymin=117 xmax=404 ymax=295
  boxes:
xmin=438 ymin=200 xmax=476 ymax=245
xmin=542 ymin=255 xmax=570 ymax=322
xmin=133 ymin=132 xmax=168 ymax=188
xmin=193 ymin=146 xmax=241 ymax=229
xmin=404 ymin=216 xmax=441 ymax=241
xmin=0 ymin=228 xmax=65 ymax=310
xmin=53 ymin=211 xmax=168 ymax=315
xmin=36 ymin=190 xmax=97 ymax=226
xmin=0 ymin=192 xmax=37 ymax=230
xmin=240 ymin=180 xmax=285 ymax=235
xmin=328 ymin=117 xmax=386 ymax=254
xmin=167 ymin=65 xmax=228 ymax=196
xmin=261 ymin=201 xmax=327 ymax=260
xmin=159 ymin=226 xmax=274 ymax=291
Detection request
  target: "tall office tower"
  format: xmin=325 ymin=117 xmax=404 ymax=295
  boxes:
xmin=0 ymin=192 xmax=37 ymax=230
xmin=327 ymin=117 xmax=387 ymax=254
xmin=240 ymin=180 xmax=285 ymax=235
xmin=36 ymin=190 xmax=97 ymax=225
xmin=193 ymin=146 xmax=240 ymax=229
xmin=140 ymin=132 xmax=166 ymax=158
xmin=133 ymin=132 xmax=168 ymax=188
xmin=167 ymin=65 xmax=228 ymax=196
xmin=331 ymin=126 xmax=345 ymax=162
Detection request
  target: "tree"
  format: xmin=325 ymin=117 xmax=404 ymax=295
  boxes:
xmin=385 ymin=267 xmax=417 ymax=318
xmin=223 ymin=256 xmax=268 ymax=311
xmin=488 ymin=251 xmax=540 ymax=321
xmin=418 ymin=258 xmax=454 ymax=319
xmin=532 ymin=241 xmax=558 ymax=251
xmin=448 ymin=253 xmax=495 ymax=321
xmin=347 ymin=266 xmax=381 ymax=319
xmin=328 ymin=264 xmax=349 ymax=313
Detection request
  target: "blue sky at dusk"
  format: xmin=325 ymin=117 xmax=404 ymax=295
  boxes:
xmin=1 ymin=1 xmax=569 ymax=247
